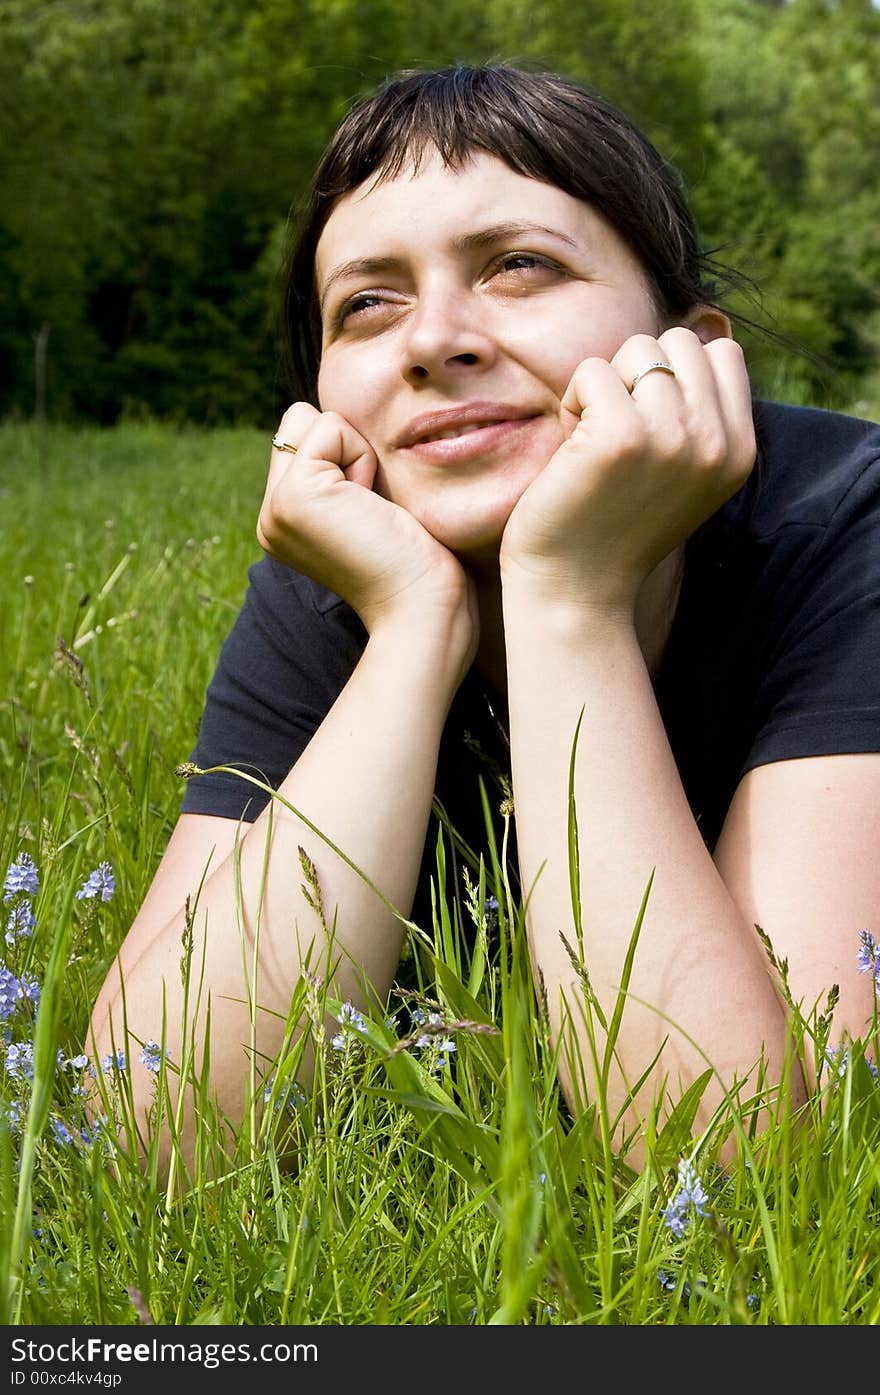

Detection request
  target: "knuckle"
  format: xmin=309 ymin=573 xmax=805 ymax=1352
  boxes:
xmin=659 ymin=325 xmax=697 ymax=351
xmin=613 ymin=418 xmax=649 ymax=459
xmin=278 ymin=400 xmax=317 ymax=437
xmin=697 ymin=427 xmax=729 ymax=469
xmin=707 ymin=336 xmax=745 ymax=365
xmin=623 ymin=332 xmax=661 ymax=356
xmin=654 ymin=419 xmax=688 ymax=462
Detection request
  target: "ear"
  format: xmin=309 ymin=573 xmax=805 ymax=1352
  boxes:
xmin=681 ymin=304 xmax=733 ymax=344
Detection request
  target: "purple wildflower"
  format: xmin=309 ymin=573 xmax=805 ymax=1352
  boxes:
xmin=50 ymin=1116 xmax=75 ymax=1145
xmin=263 ymin=1074 xmax=306 ymax=1112
xmin=664 ymin=1157 xmax=711 ymax=1238
xmin=79 ymin=1122 xmax=99 ymax=1147
xmin=5 ymin=1040 xmax=34 ymax=1082
xmin=414 ymin=1011 xmax=445 ymax=1048
xmin=857 ymin=930 xmax=880 ymax=986
xmin=825 ymin=1044 xmax=850 ymax=1078
xmin=100 ymin=1049 xmax=126 ymax=1073
xmin=3 ymin=854 xmax=39 ymax=901
xmin=139 ymin=1041 xmax=164 ymax=1074
xmin=18 ymin=973 xmax=39 ymax=1008
xmin=66 ymin=1053 xmax=89 ymax=1072
xmin=331 ymin=1001 xmax=367 ymax=1052
xmin=658 ymin=1268 xmax=692 ymax=1300
xmin=825 ymin=1043 xmax=879 ymax=1083
xmin=338 ymin=1002 xmax=366 ymax=1031
xmin=0 ymin=965 xmax=21 ymax=1022
xmin=76 ymin=862 xmax=115 ymax=903
xmin=5 ymin=899 xmax=35 ymax=944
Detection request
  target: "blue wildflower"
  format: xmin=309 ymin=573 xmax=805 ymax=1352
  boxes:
xmin=414 ymin=1010 xmax=444 ymax=1048
xmin=139 ymin=1040 xmax=164 ymax=1074
xmin=100 ymin=1049 xmax=126 ymax=1073
xmin=263 ymin=1074 xmax=306 ymax=1112
xmin=825 ymin=1044 xmax=849 ymax=1078
xmin=3 ymin=854 xmax=39 ymax=901
xmin=76 ymin=862 xmax=115 ymax=903
xmin=331 ymin=1001 xmax=368 ymax=1052
xmin=826 ymin=1042 xmax=879 ymax=1083
xmin=5 ymin=1040 xmax=34 ymax=1082
xmin=664 ymin=1157 xmax=711 ymax=1238
xmin=50 ymin=1116 xmax=75 ymax=1146
xmin=857 ymin=930 xmax=880 ymax=986
xmin=5 ymin=899 xmax=35 ymax=944
xmin=5 ymin=1097 xmax=24 ymax=1133
xmin=18 ymin=973 xmax=39 ymax=1008
xmin=66 ymin=1053 xmax=89 ymax=1072
xmin=338 ymin=1002 xmax=366 ymax=1031
xmin=658 ymin=1268 xmax=692 ymax=1300
xmin=79 ymin=1121 xmax=99 ymax=1147
xmin=0 ymin=965 xmax=21 ymax=1022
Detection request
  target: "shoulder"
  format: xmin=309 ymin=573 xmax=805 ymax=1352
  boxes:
xmin=243 ymin=553 xmax=366 ymax=650
xmin=742 ymin=398 xmax=880 ymax=536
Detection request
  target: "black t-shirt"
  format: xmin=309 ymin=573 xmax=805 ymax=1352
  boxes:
xmin=181 ymin=399 xmax=880 ymax=899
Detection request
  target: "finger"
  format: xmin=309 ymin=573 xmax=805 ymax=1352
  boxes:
xmin=653 ymin=329 xmax=755 ymax=483
xmin=268 ymin=405 xmax=379 ymax=492
xmin=614 ymin=328 xmax=731 ymax=466
xmin=560 ymin=354 xmax=633 ymax=426
xmin=299 ymin=412 xmax=379 ymax=490
xmin=611 ymin=331 xmax=688 ymax=406
xmin=266 ymin=401 xmax=321 ymax=495
xmin=700 ymin=337 xmax=756 ymax=474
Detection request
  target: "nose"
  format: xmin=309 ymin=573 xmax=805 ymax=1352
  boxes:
xmin=400 ymin=284 xmax=497 ymax=386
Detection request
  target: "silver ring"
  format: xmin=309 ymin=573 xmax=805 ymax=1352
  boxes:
xmin=629 ymin=361 xmax=676 ymax=391
xmin=272 ymin=435 xmax=298 ymax=454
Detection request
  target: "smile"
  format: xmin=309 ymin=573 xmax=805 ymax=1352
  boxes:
xmin=421 ymin=421 xmax=501 ymax=442
xmin=395 ymin=400 xmax=539 ymax=450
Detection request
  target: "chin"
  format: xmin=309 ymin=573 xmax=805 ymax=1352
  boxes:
xmin=404 ymin=469 xmax=541 ymax=557
xmin=418 ymin=494 xmax=524 ymax=558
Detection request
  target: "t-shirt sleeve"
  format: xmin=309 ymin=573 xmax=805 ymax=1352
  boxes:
xmin=180 ymin=556 xmax=366 ymax=822
xmin=741 ymin=434 xmax=880 ymax=775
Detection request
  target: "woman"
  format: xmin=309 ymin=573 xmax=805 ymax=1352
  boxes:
xmin=87 ymin=64 xmax=880 ymax=1171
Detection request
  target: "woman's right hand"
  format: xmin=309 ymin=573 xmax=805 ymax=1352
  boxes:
xmin=257 ymin=403 xmax=478 ymax=660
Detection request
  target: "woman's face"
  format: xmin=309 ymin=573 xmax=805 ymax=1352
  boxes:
xmin=315 ymin=150 xmax=664 ymax=563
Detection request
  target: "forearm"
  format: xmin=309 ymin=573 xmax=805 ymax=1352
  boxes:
xmin=503 ymin=584 xmax=802 ymax=1153
xmin=90 ymin=617 xmax=465 ymax=1157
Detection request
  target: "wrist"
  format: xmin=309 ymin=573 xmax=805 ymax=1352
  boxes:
xmin=366 ymin=589 xmax=478 ymax=695
xmin=500 ymin=560 xmax=636 ymax=637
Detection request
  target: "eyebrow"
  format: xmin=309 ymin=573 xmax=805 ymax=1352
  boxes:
xmin=318 ymin=221 xmax=581 ymax=309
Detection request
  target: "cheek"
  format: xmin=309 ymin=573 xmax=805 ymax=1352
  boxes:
xmin=317 ymin=355 xmax=390 ymax=436
xmin=512 ymin=292 xmax=662 ymax=388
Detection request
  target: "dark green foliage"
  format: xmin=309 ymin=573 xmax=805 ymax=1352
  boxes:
xmin=0 ymin=0 xmax=878 ymax=426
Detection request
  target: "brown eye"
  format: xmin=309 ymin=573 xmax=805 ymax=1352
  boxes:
xmin=337 ymin=293 xmax=386 ymax=324
xmin=495 ymin=253 xmax=558 ymax=276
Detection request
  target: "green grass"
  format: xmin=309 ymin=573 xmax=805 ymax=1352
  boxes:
xmin=1 ymin=420 xmax=879 ymax=1327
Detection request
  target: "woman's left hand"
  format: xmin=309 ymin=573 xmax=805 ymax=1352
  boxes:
xmin=499 ymin=327 xmax=756 ymax=615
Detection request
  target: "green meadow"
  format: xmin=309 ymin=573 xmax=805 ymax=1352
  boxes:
xmin=1 ymin=420 xmax=878 ymax=1326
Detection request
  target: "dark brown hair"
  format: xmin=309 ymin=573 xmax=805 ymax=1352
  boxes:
xmin=283 ymin=63 xmax=732 ymax=402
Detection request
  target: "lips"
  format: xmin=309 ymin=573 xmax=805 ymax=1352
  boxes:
xmin=395 ymin=401 xmax=538 ymax=449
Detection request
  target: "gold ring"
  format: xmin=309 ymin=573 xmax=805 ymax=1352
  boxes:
xmin=629 ymin=361 xmax=676 ymax=391
xmin=272 ymin=435 xmax=298 ymax=454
